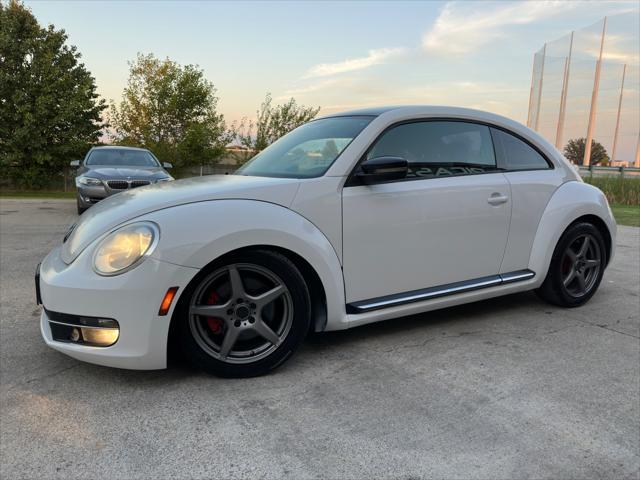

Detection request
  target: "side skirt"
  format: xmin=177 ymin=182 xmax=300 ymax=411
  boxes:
xmin=346 ymin=269 xmax=535 ymax=314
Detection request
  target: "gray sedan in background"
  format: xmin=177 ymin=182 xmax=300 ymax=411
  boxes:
xmin=72 ymin=146 xmax=173 ymax=214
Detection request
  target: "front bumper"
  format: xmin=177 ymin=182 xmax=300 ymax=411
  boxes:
xmin=77 ymin=184 xmax=111 ymax=207
xmin=38 ymin=245 xmax=198 ymax=370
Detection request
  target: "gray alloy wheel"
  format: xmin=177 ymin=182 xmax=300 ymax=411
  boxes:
xmin=536 ymin=221 xmax=607 ymax=308
xmin=188 ymin=263 xmax=294 ymax=365
xmin=560 ymin=233 xmax=602 ymax=298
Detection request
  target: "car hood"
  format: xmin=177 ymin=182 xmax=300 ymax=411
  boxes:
xmin=86 ymin=166 xmax=167 ymax=179
xmin=62 ymin=174 xmax=301 ymax=264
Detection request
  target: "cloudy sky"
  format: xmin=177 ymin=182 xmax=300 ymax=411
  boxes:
xmin=25 ymin=0 xmax=638 ymax=125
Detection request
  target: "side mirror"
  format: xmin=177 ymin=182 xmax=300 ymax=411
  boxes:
xmin=70 ymin=160 xmax=80 ymax=168
xmin=357 ymin=156 xmax=408 ymax=184
xmin=163 ymin=162 xmax=173 ymax=169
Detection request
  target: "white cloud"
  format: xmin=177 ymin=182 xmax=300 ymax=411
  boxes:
xmin=278 ymin=77 xmax=356 ymax=98
xmin=423 ymin=1 xmax=581 ymax=55
xmin=303 ymin=47 xmax=407 ymax=79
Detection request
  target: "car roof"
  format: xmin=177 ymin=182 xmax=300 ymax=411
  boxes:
xmin=320 ymin=105 xmax=510 ymax=120
xmin=321 ymin=106 xmax=405 ymax=117
xmin=89 ymin=146 xmax=150 ymax=152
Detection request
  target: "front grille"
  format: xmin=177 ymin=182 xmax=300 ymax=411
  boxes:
xmin=106 ymin=180 xmax=151 ymax=190
xmin=107 ymin=180 xmax=128 ymax=190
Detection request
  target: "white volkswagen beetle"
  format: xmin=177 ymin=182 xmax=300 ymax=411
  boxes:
xmin=37 ymin=106 xmax=616 ymax=377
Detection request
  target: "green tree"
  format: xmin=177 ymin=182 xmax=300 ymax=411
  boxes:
xmin=564 ymin=137 xmax=610 ymax=166
xmin=234 ymin=93 xmax=320 ymax=158
xmin=109 ymin=53 xmax=230 ymax=172
xmin=0 ymin=0 xmax=106 ymax=188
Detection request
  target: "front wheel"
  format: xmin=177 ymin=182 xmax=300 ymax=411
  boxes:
xmin=178 ymin=250 xmax=311 ymax=377
xmin=537 ymin=222 xmax=606 ymax=307
xmin=76 ymin=196 xmax=87 ymax=215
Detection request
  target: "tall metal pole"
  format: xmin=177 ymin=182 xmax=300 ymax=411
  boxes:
xmin=527 ymin=53 xmax=536 ymax=128
xmin=583 ymin=17 xmax=607 ymax=166
xmin=534 ymin=43 xmax=546 ymax=132
xmin=555 ymin=32 xmax=574 ymax=149
xmin=610 ymin=63 xmax=626 ymax=164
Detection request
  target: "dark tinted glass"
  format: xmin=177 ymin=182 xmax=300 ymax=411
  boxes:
xmin=86 ymin=150 xmax=159 ymax=167
xmin=367 ymin=121 xmax=497 ymax=179
xmin=237 ymin=116 xmax=374 ymax=178
xmin=491 ymin=128 xmax=550 ymax=170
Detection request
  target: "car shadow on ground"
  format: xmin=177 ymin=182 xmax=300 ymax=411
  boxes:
xmin=43 ymin=290 xmax=544 ymax=387
xmin=305 ymin=290 xmax=542 ymax=350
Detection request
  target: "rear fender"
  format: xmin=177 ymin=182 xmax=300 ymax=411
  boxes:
xmin=528 ymin=181 xmax=616 ymax=283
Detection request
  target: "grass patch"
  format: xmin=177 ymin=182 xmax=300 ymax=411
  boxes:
xmin=611 ymin=204 xmax=640 ymax=227
xmin=583 ymin=176 xmax=640 ymax=206
xmin=0 ymin=190 xmax=75 ymax=199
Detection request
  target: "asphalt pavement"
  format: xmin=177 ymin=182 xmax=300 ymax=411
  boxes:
xmin=1 ymin=198 xmax=638 ymax=479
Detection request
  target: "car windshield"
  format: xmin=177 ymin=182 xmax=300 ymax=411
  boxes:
xmin=236 ymin=116 xmax=374 ymax=178
xmin=86 ymin=149 xmax=159 ymax=167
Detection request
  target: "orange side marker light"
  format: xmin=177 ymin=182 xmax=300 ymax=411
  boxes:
xmin=159 ymin=287 xmax=179 ymax=316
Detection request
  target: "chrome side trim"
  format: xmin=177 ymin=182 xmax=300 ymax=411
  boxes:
xmin=500 ymin=269 xmax=536 ymax=284
xmin=347 ymin=269 xmax=535 ymax=313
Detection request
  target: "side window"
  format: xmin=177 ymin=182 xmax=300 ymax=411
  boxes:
xmin=366 ymin=121 xmax=497 ymax=179
xmin=491 ymin=128 xmax=550 ymax=171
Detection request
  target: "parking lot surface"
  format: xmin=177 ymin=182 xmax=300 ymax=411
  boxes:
xmin=1 ymin=198 xmax=639 ymax=479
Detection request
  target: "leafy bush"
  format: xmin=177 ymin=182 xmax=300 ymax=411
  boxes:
xmin=564 ymin=138 xmax=610 ymax=166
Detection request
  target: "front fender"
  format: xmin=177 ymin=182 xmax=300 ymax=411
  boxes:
xmin=529 ymin=181 xmax=616 ymax=283
xmin=141 ymin=199 xmax=346 ymax=329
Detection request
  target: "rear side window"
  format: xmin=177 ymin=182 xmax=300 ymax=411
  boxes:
xmin=491 ymin=128 xmax=551 ymax=171
xmin=367 ymin=121 xmax=497 ymax=179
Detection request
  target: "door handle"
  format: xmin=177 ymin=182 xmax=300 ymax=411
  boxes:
xmin=488 ymin=193 xmax=509 ymax=205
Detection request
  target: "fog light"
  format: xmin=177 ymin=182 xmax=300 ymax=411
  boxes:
xmin=80 ymin=327 xmax=119 ymax=347
xmin=46 ymin=310 xmax=120 ymax=347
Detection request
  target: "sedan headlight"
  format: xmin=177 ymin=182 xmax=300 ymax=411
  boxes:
xmin=93 ymin=222 xmax=159 ymax=276
xmin=77 ymin=176 xmax=103 ymax=187
xmin=156 ymin=176 xmax=174 ymax=182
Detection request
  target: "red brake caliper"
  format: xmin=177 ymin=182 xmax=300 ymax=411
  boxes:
xmin=205 ymin=291 xmax=224 ymax=334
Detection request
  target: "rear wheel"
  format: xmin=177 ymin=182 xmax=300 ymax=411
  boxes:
xmin=178 ymin=250 xmax=311 ymax=377
xmin=537 ymin=222 xmax=606 ymax=307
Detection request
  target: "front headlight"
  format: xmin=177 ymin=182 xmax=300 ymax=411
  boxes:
xmin=77 ymin=176 xmax=103 ymax=187
xmin=93 ymin=222 xmax=159 ymax=276
xmin=156 ymin=176 xmax=174 ymax=182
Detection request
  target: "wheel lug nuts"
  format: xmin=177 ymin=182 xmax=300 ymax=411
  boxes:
xmin=227 ymin=309 xmax=234 ymax=315
xmin=248 ymin=317 xmax=255 ymax=324
xmin=234 ymin=320 xmax=241 ymax=327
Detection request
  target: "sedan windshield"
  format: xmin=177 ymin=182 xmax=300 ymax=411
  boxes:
xmin=237 ymin=116 xmax=374 ymax=178
xmin=86 ymin=150 xmax=159 ymax=167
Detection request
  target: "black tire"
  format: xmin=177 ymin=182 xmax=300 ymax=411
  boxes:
xmin=177 ymin=249 xmax=311 ymax=378
xmin=76 ymin=197 xmax=87 ymax=215
xmin=536 ymin=222 xmax=606 ymax=307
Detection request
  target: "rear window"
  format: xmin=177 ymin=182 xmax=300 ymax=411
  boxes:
xmin=491 ymin=128 xmax=551 ymax=171
xmin=86 ymin=150 xmax=159 ymax=167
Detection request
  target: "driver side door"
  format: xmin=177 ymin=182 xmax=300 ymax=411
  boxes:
xmin=342 ymin=120 xmax=511 ymax=309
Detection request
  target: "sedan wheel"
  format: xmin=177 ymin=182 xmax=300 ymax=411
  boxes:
xmin=178 ymin=250 xmax=310 ymax=377
xmin=537 ymin=222 xmax=606 ymax=307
